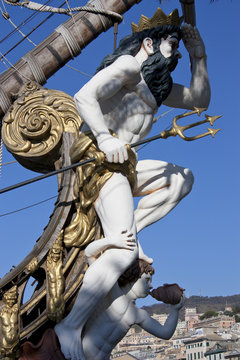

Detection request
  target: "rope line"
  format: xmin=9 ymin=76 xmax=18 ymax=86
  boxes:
xmin=153 ymin=108 xmax=175 ymax=123
xmin=0 ymin=195 xmax=57 ymax=217
xmin=22 ymin=53 xmax=46 ymax=84
xmin=92 ymin=0 xmax=111 ymax=31
xmin=0 ymin=50 xmax=32 ymax=81
xmin=0 ymin=0 xmax=54 ymax=44
xmin=3 ymin=0 xmax=123 ymax=22
xmin=0 ymin=6 xmax=37 ymax=47
xmin=0 ymin=160 xmax=17 ymax=166
xmin=65 ymin=0 xmax=75 ymax=23
xmin=0 ymin=85 xmax=11 ymax=113
xmin=56 ymin=24 xmax=81 ymax=59
xmin=0 ymin=3 xmax=64 ymax=61
xmin=65 ymin=64 xmax=92 ymax=78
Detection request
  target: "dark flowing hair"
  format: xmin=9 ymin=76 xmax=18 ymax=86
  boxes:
xmin=118 ymin=259 xmax=155 ymax=287
xmin=96 ymin=25 xmax=181 ymax=73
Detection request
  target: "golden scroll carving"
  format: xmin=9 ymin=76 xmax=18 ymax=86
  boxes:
xmin=1 ymin=81 xmax=82 ymax=173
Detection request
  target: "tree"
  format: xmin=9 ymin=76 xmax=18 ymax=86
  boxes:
xmin=199 ymin=310 xmax=219 ymax=320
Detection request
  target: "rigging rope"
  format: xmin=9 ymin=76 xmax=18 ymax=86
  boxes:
xmin=0 ymin=0 xmax=54 ymax=44
xmin=3 ymin=0 xmax=123 ymax=22
xmin=0 ymin=160 xmax=17 ymax=166
xmin=0 ymin=195 xmax=57 ymax=217
xmin=0 ymin=50 xmax=32 ymax=81
xmin=0 ymin=3 xmax=37 ymax=47
xmin=65 ymin=64 xmax=92 ymax=78
xmin=0 ymin=1 xmax=66 ymax=61
xmin=56 ymin=23 xmax=82 ymax=59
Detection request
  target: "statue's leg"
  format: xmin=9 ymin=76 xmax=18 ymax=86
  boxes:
xmin=55 ymin=172 xmax=138 ymax=360
xmin=134 ymin=160 xmax=194 ymax=233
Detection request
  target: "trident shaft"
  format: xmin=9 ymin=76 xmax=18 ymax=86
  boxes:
xmin=0 ymin=108 xmax=221 ymax=195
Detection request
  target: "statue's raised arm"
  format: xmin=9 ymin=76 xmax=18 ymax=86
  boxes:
xmin=163 ymin=23 xmax=211 ymax=110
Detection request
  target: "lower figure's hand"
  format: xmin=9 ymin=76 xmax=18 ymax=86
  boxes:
xmin=181 ymin=23 xmax=206 ymax=59
xmin=172 ymin=294 xmax=185 ymax=310
xmin=112 ymin=230 xmax=136 ymax=251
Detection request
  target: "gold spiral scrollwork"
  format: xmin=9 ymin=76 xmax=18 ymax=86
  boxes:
xmin=2 ymin=81 xmax=82 ymax=173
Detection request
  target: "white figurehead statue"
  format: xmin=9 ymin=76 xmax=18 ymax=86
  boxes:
xmin=55 ymin=8 xmax=210 ymax=359
xmin=83 ymin=238 xmax=184 ymax=360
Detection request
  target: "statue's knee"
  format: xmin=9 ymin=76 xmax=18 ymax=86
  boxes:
xmin=181 ymin=168 xmax=194 ymax=197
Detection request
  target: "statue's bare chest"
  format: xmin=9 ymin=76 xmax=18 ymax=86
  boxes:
xmin=100 ymin=78 xmax=157 ymax=138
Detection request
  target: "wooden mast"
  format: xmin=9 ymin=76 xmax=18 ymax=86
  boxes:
xmin=0 ymin=0 xmax=142 ymax=121
xmin=0 ymin=0 xmax=196 ymax=122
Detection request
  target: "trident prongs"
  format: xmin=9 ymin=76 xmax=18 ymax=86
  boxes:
xmin=160 ymin=108 xmax=222 ymax=142
xmin=194 ymin=107 xmax=206 ymax=116
xmin=207 ymin=128 xmax=221 ymax=138
xmin=205 ymin=114 xmax=222 ymax=126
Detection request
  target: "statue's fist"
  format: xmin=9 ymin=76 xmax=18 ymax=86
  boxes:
xmin=181 ymin=23 xmax=206 ymax=59
xmin=97 ymin=134 xmax=128 ymax=163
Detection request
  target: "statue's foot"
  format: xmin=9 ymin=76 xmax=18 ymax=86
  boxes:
xmin=55 ymin=323 xmax=72 ymax=359
xmin=71 ymin=327 xmax=85 ymax=360
xmin=55 ymin=323 xmax=85 ymax=360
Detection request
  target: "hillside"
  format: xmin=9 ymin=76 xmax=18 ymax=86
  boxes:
xmin=142 ymin=295 xmax=240 ymax=321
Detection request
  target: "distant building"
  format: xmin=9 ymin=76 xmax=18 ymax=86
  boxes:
xmin=176 ymin=321 xmax=188 ymax=336
xmin=185 ymin=336 xmax=212 ymax=360
xmin=185 ymin=308 xmax=201 ymax=332
xmin=225 ymin=349 xmax=240 ymax=360
xmin=204 ymin=343 xmax=227 ymax=360
xmin=173 ymin=336 xmax=191 ymax=350
xmin=193 ymin=316 xmax=235 ymax=330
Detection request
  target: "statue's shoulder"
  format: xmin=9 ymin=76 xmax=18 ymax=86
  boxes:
xmin=112 ymin=55 xmax=141 ymax=75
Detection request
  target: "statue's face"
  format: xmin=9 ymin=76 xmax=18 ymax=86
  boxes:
xmin=132 ymin=273 xmax=152 ymax=298
xmin=51 ymin=247 xmax=61 ymax=262
xmin=4 ymin=294 xmax=17 ymax=307
xmin=159 ymin=33 xmax=181 ymax=59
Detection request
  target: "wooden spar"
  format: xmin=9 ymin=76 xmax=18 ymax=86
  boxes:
xmin=0 ymin=0 xmax=142 ymax=121
xmin=180 ymin=0 xmax=196 ymax=26
xmin=0 ymin=0 xmax=196 ymax=122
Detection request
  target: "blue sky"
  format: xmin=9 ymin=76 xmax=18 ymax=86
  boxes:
xmin=0 ymin=0 xmax=239 ymax=307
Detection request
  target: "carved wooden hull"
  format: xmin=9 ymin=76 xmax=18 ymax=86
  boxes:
xmin=0 ymin=130 xmax=88 ymax=344
xmin=0 ymin=84 xmax=102 ymax=357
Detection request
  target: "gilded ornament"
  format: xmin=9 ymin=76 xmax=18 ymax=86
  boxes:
xmin=0 ymin=286 xmax=19 ymax=359
xmin=46 ymin=235 xmax=65 ymax=323
xmin=25 ymin=257 xmax=38 ymax=274
xmin=2 ymin=81 xmax=82 ymax=173
xmin=131 ymin=8 xmax=184 ymax=33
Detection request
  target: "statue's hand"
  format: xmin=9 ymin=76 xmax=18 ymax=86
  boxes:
xmin=111 ymin=230 xmax=136 ymax=251
xmin=97 ymin=133 xmax=128 ymax=163
xmin=181 ymin=24 xmax=206 ymax=59
xmin=171 ymin=295 xmax=185 ymax=310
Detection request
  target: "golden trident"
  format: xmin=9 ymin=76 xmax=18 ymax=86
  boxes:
xmin=160 ymin=107 xmax=221 ymax=142
xmin=0 ymin=108 xmax=221 ymax=195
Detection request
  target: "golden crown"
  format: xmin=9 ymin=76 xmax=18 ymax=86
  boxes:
xmin=131 ymin=8 xmax=184 ymax=33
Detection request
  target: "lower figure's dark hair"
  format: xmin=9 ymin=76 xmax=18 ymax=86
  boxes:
xmin=118 ymin=259 xmax=155 ymax=287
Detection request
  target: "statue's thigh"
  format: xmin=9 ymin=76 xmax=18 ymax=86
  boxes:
xmin=134 ymin=159 xmax=185 ymax=196
xmin=94 ymin=172 xmax=135 ymax=236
